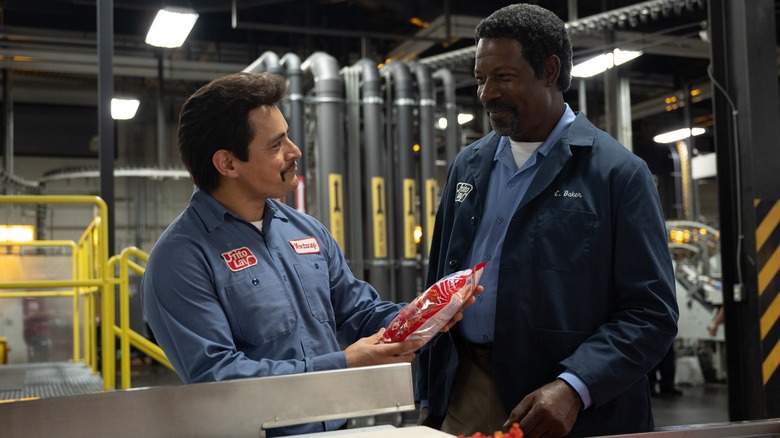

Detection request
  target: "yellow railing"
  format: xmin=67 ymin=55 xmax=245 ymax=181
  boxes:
xmin=108 ymin=246 xmax=173 ymax=389
xmin=0 ymin=195 xmax=171 ymax=391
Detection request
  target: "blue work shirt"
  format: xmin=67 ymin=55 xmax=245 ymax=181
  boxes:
xmin=462 ymin=104 xmax=576 ymax=344
xmin=141 ymin=189 xmax=403 ymax=436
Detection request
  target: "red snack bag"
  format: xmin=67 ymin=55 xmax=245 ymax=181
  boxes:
xmin=381 ymin=261 xmax=486 ymax=347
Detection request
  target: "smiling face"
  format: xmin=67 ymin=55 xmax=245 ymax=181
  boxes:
xmin=209 ymin=104 xmax=302 ymax=221
xmin=234 ymin=105 xmax=301 ymax=201
xmin=474 ymin=37 xmax=561 ymax=142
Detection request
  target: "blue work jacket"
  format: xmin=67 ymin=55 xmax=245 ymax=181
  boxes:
xmin=417 ymin=113 xmax=679 ymax=436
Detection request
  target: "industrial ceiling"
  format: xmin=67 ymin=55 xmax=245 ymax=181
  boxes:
xmin=0 ymin=0 xmax=775 ymax=168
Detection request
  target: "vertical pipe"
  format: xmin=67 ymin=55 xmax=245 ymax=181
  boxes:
xmin=383 ymin=62 xmax=418 ymax=303
xmin=432 ymin=68 xmax=458 ymax=164
xmin=280 ymin=53 xmax=305 ymax=212
xmin=157 ymin=52 xmax=166 ymax=168
xmin=578 ymin=79 xmax=588 ymax=115
xmin=682 ymin=83 xmax=699 ymax=219
xmin=617 ymin=74 xmax=633 ymax=151
xmin=97 ymin=0 xmax=116 ymax=390
xmin=410 ymin=62 xmax=437 ymax=277
xmin=356 ymin=59 xmax=391 ymax=298
xmin=3 ymin=70 xmax=13 ymax=180
xmin=344 ymin=65 xmax=364 ymax=278
xmin=301 ymin=52 xmax=347 ymax=253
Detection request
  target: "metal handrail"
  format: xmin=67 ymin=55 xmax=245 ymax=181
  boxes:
xmin=0 ymin=195 xmax=172 ymax=391
xmin=109 ymin=246 xmax=173 ymax=389
xmin=0 ymin=195 xmax=111 ymax=390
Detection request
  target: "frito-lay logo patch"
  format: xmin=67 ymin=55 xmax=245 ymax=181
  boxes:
xmin=289 ymin=237 xmax=320 ymax=254
xmin=221 ymin=247 xmax=258 ymax=272
xmin=455 ymin=182 xmax=473 ymax=202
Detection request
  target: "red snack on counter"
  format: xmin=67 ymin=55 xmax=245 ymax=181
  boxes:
xmin=457 ymin=422 xmax=524 ymax=438
xmin=381 ymin=262 xmax=486 ymax=348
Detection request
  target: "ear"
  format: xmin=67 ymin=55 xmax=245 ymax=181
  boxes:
xmin=212 ymin=149 xmax=237 ymax=178
xmin=544 ymin=55 xmax=561 ymax=88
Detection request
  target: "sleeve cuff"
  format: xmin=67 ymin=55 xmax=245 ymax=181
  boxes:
xmin=558 ymin=371 xmax=592 ymax=410
xmin=310 ymin=351 xmax=348 ymax=372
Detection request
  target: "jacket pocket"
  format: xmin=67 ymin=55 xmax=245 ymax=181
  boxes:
xmin=535 ymin=208 xmax=597 ymax=271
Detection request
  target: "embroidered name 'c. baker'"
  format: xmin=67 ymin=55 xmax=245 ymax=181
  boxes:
xmin=289 ymin=237 xmax=321 ymax=254
xmin=221 ymin=247 xmax=258 ymax=272
xmin=455 ymin=182 xmax=473 ymax=202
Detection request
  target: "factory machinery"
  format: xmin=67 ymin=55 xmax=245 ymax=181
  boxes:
xmin=667 ymin=220 xmax=726 ymax=385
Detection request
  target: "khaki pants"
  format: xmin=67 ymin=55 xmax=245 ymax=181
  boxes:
xmin=441 ymin=349 xmax=508 ymax=436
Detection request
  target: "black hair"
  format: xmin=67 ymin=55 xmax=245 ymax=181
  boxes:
xmin=177 ymin=72 xmax=287 ymax=193
xmin=475 ymin=3 xmax=573 ymax=92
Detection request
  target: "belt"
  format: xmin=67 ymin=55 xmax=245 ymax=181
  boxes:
xmin=462 ymin=341 xmax=493 ymax=374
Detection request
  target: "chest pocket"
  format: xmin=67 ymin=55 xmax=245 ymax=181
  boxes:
xmin=294 ymin=260 xmax=334 ymax=323
xmin=535 ymin=208 xmax=597 ymax=272
xmin=223 ymin=269 xmax=296 ymax=345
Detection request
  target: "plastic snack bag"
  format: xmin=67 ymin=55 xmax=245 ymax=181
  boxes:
xmin=381 ymin=261 xmax=487 ymax=348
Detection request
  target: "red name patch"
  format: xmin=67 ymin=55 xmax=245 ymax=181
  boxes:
xmin=289 ymin=237 xmax=320 ymax=254
xmin=221 ymin=247 xmax=258 ymax=272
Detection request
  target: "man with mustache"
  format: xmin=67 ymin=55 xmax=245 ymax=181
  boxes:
xmin=140 ymin=72 xmax=473 ymax=436
xmin=416 ymin=4 xmax=678 ymax=438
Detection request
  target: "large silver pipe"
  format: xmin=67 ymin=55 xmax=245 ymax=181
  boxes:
xmin=410 ymin=62 xmax=437 ymax=275
xmin=301 ymin=52 xmax=347 ymax=253
xmin=432 ymin=68 xmax=458 ymax=164
xmin=355 ymin=58 xmax=391 ymax=298
xmin=382 ymin=61 xmax=419 ymax=303
xmin=280 ymin=52 xmax=305 ymax=212
xmin=242 ymin=50 xmax=283 ymax=75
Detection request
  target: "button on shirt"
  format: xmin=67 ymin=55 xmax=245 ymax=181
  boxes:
xmin=141 ymin=189 xmax=403 ymax=434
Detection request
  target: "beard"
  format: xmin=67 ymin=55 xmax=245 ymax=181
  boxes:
xmin=485 ymin=103 xmax=521 ymax=137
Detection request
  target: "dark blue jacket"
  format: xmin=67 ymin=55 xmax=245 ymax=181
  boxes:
xmin=417 ymin=113 xmax=678 ymax=437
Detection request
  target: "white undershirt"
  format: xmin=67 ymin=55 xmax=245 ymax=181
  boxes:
xmin=251 ymin=220 xmax=263 ymax=232
xmin=509 ymin=139 xmax=543 ymax=170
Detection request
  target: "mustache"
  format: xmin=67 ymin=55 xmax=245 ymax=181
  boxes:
xmin=281 ymin=160 xmax=297 ymax=174
xmin=484 ymin=101 xmax=513 ymax=112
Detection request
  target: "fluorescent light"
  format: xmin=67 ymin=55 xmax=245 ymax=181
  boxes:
xmin=653 ymin=127 xmax=706 ymax=144
xmin=457 ymin=113 xmax=474 ymax=125
xmin=111 ymin=98 xmax=140 ymax=120
xmin=0 ymin=225 xmax=35 ymax=242
xmin=438 ymin=113 xmax=475 ymax=129
xmin=572 ymin=49 xmax=643 ymax=78
xmin=145 ymin=7 xmax=199 ymax=48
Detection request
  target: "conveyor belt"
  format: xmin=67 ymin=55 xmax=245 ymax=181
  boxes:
xmin=0 ymin=362 xmax=102 ymax=401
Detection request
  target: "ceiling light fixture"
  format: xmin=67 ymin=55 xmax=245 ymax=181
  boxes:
xmin=571 ymin=49 xmax=643 ymax=78
xmin=653 ymin=127 xmax=706 ymax=144
xmin=145 ymin=7 xmax=199 ymax=48
xmin=111 ymin=98 xmax=140 ymax=120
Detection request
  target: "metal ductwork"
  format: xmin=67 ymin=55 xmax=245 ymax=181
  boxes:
xmin=243 ymin=51 xmax=283 ymax=76
xmin=382 ymin=62 xmax=419 ymax=302
xmin=409 ymin=62 xmax=438 ymax=274
xmin=433 ymin=68 xmax=459 ymax=164
xmin=301 ymin=52 xmax=347 ymax=252
xmin=348 ymin=59 xmax=391 ymax=299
